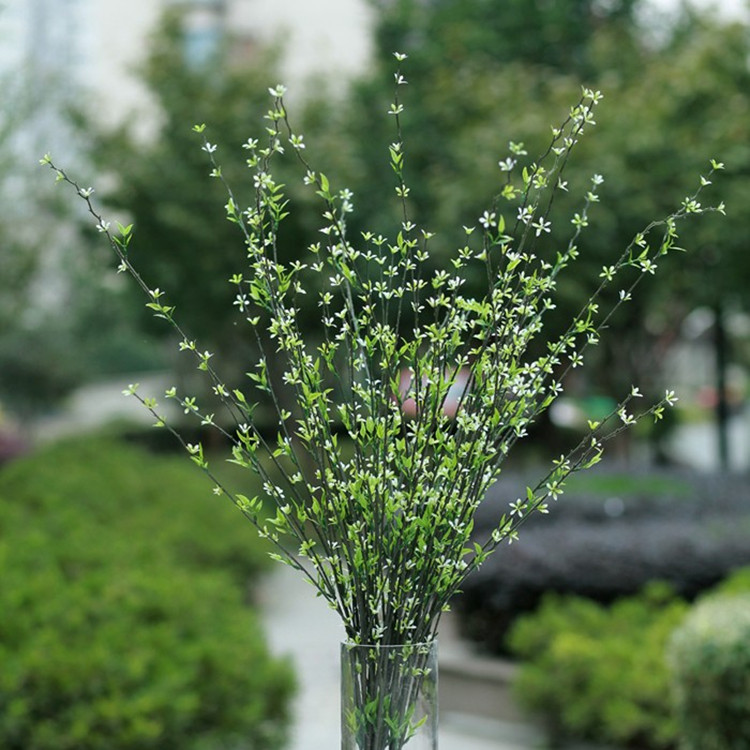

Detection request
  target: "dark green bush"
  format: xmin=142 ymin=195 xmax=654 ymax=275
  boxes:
xmin=508 ymin=568 xmax=750 ymax=749
xmin=0 ymin=437 xmax=294 ymax=750
xmin=0 ymin=436 xmax=272 ymax=580
xmin=460 ymin=469 xmax=750 ymax=651
xmin=508 ymin=582 xmax=688 ymax=749
xmin=669 ymin=595 xmax=750 ymax=750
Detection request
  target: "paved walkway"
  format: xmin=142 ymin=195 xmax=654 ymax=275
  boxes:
xmin=257 ymin=562 xmax=544 ymax=750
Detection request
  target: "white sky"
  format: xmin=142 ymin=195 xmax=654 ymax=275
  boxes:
xmin=650 ymin=0 xmax=748 ymax=18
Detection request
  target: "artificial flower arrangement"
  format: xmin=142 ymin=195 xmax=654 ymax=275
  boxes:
xmin=43 ymin=53 xmax=723 ymax=749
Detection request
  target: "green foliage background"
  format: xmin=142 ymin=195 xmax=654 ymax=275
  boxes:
xmin=93 ymin=1 xmax=750 ymax=431
xmin=1 ymin=0 xmax=748 ymax=426
xmin=509 ymin=582 xmax=686 ymax=748
xmin=0 ymin=436 xmax=293 ymax=750
xmin=669 ymin=590 xmax=750 ymax=749
xmin=509 ymin=569 xmax=750 ymax=749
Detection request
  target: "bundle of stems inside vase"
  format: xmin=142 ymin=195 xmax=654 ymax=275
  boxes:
xmin=342 ymin=641 xmax=436 ymax=749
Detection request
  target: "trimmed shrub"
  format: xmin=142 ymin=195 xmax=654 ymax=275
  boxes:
xmin=0 ymin=437 xmax=294 ymax=750
xmin=0 ymin=436 xmax=273 ymax=581
xmin=458 ymin=468 xmax=750 ymax=651
xmin=709 ymin=566 xmax=750 ymax=597
xmin=669 ymin=595 xmax=750 ymax=750
xmin=508 ymin=582 xmax=687 ymax=749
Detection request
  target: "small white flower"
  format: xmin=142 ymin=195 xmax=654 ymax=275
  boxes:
xmin=618 ymin=408 xmax=636 ymax=425
xmin=517 ymin=206 xmax=533 ymax=225
xmin=531 ymin=218 xmax=552 ymax=236
xmin=498 ymin=157 xmax=516 ymax=172
xmin=682 ymin=197 xmax=701 ymax=213
xmin=268 ymin=84 xmax=287 ymax=97
xmin=546 ymin=481 xmax=563 ymax=500
xmin=479 ymin=211 xmax=496 ymax=229
xmin=600 ymin=265 xmax=616 ymax=281
xmin=509 ymin=498 xmax=526 ymax=517
xmin=640 ymin=258 xmax=657 ymax=274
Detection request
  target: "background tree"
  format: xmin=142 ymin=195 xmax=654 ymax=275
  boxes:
xmin=601 ymin=13 xmax=750 ymax=465
xmin=339 ymin=0 xmax=643 ymax=236
xmin=91 ymin=2 xmax=750 ymax=458
xmin=95 ymin=10 xmax=330 ymax=406
xmin=323 ymin=0 xmax=750 ymax=461
xmin=0 ymin=65 xmax=124 ymax=421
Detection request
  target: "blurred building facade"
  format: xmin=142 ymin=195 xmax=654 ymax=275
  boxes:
xmin=0 ymin=0 xmax=375 ymax=387
xmin=5 ymin=0 xmax=749 ymax=143
xmin=0 ymin=0 xmax=373 ymax=137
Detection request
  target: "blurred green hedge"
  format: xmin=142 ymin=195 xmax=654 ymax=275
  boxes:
xmin=509 ymin=569 xmax=750 ymax=749
xmin=669 ymin=594 xmax=750 ymax=750
xmin=0 ymin=437 xmax=294 ymax=750
xmin=509 ymin=581 xmax=686 ymax=749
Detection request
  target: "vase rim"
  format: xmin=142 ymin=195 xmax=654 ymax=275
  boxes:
xmin=341 ymin=639 xmax=438 ymax=649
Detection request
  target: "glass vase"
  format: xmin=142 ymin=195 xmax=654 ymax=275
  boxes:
xmin=341 ymin=640 xmax=438 ymax=750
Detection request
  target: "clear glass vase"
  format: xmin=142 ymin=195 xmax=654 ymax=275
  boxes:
xmin=341 ymin=640 xmax=438 ymax=750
